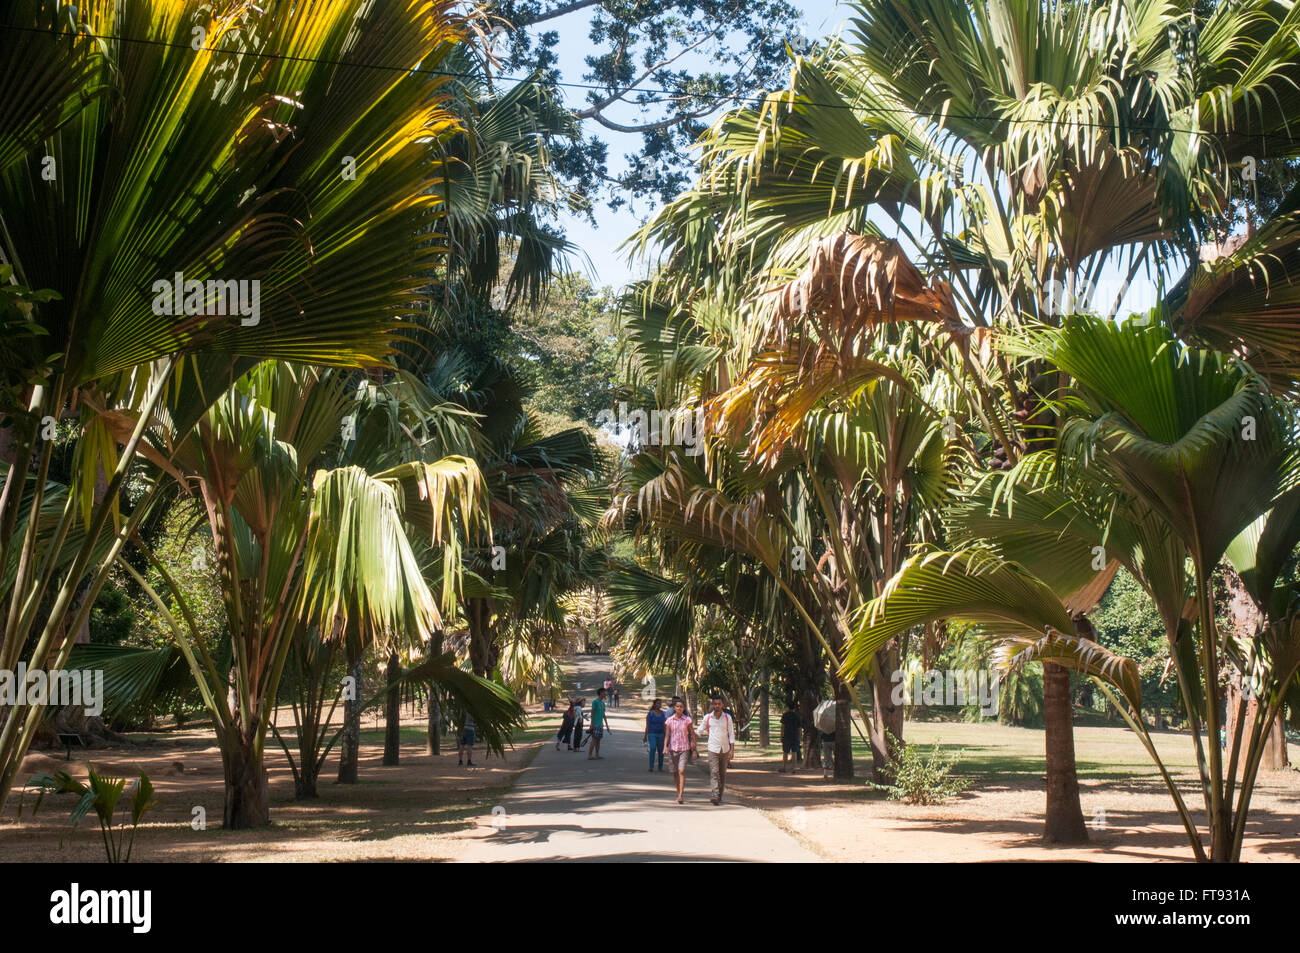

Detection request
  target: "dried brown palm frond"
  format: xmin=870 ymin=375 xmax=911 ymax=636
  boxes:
xmin=762 ymin=234 xmax=960 ymax=348
xmin=606 ymin=459 xmax=785 ymax=571
xmin=1166 ymin=213 xmax=1300 ymax=396
xmin=704 ymin=234 xmax=956 ymax=467
xmin=707 ymin=348 xmax=904 ymax=468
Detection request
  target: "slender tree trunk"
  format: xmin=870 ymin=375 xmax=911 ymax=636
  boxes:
xmin=1227 ymin=682 xmax=1290 ymax=773
xmin=426 ymin=632 xmax=443 ymax=756
xmin=799 ymin=688 xmax=819 ymax=769
xmin=831 ymin=670 xmax=854 ymax=779
xmin=337 ymin=655 xmax=363 ymax=783
xmin=427 ymin=690 xmax=440 ymax=756
xmin=868 ymin=645 xmax=903 ymax=783
xmin=71 ymin=464 xmax=108 ymax=648
xmin=791 ymin=649 xmax=823 ymax=769
xmin=468 ymin=599 xmax=492 ymax=677
xmin=1223 ymin=569 xmax=1288 ymax=772
xmin=759 ymin=671 xmax=770 ymax=748
xmin=295 ymin=701 xmax=319 ymax=799
xmin=295 ymin=766 xmax=318 ymax=800
xmin=382 ymin=649 xmax=401 ymax=766
xmin=1042 ymin=661 xmax=1088 ymax=844
xmin=221 ymin=731 xmax=269 ymax=829
xmin=1261 ymin=712 xmax=1289 ymax=771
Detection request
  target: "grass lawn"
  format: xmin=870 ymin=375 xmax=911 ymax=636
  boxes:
xmin=724 ymin=712 xmax=1300 ymax=862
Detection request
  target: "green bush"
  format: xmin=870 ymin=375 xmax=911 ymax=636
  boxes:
xmin=24 ymin=765 xmax=159 ymax=863
xmin=878 ymin=732 xmax=970 ymax=805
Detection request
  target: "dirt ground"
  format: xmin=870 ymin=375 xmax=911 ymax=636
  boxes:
xmin=724 ymin=720 xmax=1300 ymax=862
xmin=0 ymin=709 xmax=548 ymax=863
xmin=3 ymin=701 xmax=1297 ymax=862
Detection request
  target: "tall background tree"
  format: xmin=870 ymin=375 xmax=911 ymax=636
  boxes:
xmin=485 ymin=0 xmax=806 ymax=209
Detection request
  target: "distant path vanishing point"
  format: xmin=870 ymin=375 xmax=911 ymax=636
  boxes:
xmin=456 ymin=655 xmax=820 ymax=862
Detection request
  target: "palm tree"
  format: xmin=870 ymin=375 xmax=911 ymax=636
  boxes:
xmin=0 ymin=0 xmax=470 ymax=814
xmin=125 ymin=363 xmax=489 ymax=827
xmin=267 ymin=367 xmax=507 ymax=796
xmin=626 ymin=0 xmax=1300 ymax=837
xmin=608 ymin=269 xmax=970 ymax=777
xmin=1029 ymin=318 xmax=1296 ymax=860
xmin=433 ymin=54 xmax=581 ymax=308
xmin=325 ymin=360 xmax=480 ymax=784
xmin=703 ymin=241 xmax=964 ymax=777
xmin=848 ymin=318 xmax=1300 ymax=861
xmin=464 ymin=412 xmax=604 ymax=678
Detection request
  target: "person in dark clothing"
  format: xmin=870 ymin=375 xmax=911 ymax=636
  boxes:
xmin=556 ymin=700 xmax=575 ymax=750
xmin=780 ymin=704 xmax=802 ymax=773
xmin=572 ymin=701 xmax=585 ymax=751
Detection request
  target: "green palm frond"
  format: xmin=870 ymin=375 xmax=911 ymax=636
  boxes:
xmin=844 ymin=546 xmax=1077 ymax=678
xmin=0 ymin=2 xmax=104 ymax=177
xmin=64 ymin=643 xmax=197 ymax=726
xmin=1012 ymin=317 xmax=1291 ymax=570
xmin=302 ymin=465 xmax=444 ymax=640
xmin=401 ymin=651 xmax=527 ymax=756
xmin=604 ymin=561 xmax=701 ymax=670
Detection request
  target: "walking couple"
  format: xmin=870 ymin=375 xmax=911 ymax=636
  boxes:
xmin=644 ymin=694 xmax=736 ymax=805
xmin=555 ymin=688 xmax=612 ymax=758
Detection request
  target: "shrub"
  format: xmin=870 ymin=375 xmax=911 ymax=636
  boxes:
xmin=878 ymin=732 xmax=970 ymax=805
xmin=24 ymin=765 xmax=158 ymax=863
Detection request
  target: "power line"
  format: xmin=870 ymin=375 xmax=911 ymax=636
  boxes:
xmin=2 ymin=20 xmax=1297 ymax=149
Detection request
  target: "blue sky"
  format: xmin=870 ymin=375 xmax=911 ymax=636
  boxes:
xmin=547 ymin=0 xmax=851 ymax=291
xmin=542 ymin=0 xmax=1162 ymax=317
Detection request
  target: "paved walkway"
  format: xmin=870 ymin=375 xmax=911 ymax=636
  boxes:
xmin=457 ymin=656 xmax=819 ymax=862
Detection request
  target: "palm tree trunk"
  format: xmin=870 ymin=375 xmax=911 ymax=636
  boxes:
xmin=382 ymin=649 xmax=401 ymax=766
xmin=799 ymin=690 xmax=818 ymax=769
xmin=295 ymin=697 xmax=320 ymax=800
xmin=830 ymin=670 xmax=854 ymax=778
xmin=337 ymin=654 xmax=363 ymax=784
xmin=426 ymin=632 xmax=442 ymax=756
xmin=868 ymin=645 xmax=903 ymax=782
xmin=468 ymin=599 xmax=492 ymax=677
xmin=1261 ymin=712 xmax=1289 ymax=771
xmin=759 ymin=670 xmax=770 ymax=748
xmin=427 ymin=689 xmax=440 ymax=756
xmin=1194 ymin=568 xmax=1233 ymax=861
xmin=1042 ymin=660 xmax=1088 ymax=844
xmin=1227 ymin=682 xmax=1290 ymax=773
xmin=221 ymin=729 xmax=269 ymax=829
xmin=1223 ymin=569 xmax=1289 ymax=773
xmin=295 ymin=760 xmax=319 ymax=800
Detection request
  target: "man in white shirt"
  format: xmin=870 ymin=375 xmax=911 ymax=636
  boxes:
xmin=697 ymin=693 xmax=736 ymax=805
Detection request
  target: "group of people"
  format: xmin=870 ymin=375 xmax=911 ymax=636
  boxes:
xmin=779 ymin=702 xmax=837 ymax=778
xmin=641 ymin=694 xmax=737 ymax=805
xmin=555 ymin=687 xmax=612 ymax=759
xmin=555 ymin=685 xmax=837 ymax=798
xmin=601 ymin=678 xmax=622 ymax=707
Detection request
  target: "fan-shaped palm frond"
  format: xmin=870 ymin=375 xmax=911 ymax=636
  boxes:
xmin=844 ymin=546 xmax=1078 ymax=678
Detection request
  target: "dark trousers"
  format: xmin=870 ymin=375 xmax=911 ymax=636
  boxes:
xmin=708 ymin=750 xmax=729 ymax=802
